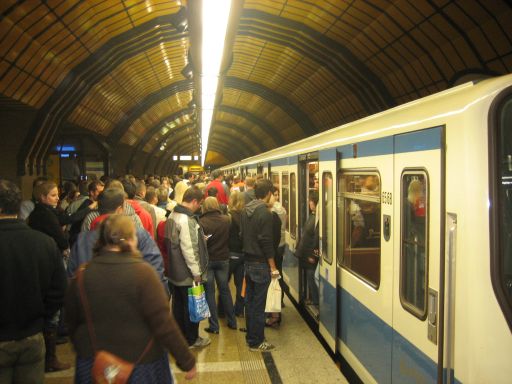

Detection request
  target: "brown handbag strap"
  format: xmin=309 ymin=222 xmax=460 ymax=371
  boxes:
xmin=76 ymin=265 xmax=154 ymax=364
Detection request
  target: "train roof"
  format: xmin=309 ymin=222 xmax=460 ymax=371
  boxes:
xmin=221 ymin=74 xmax=512 ymax=169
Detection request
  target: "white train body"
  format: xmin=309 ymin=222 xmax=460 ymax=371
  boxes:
xmin=221 ymin=75 xmax=512 ymax=383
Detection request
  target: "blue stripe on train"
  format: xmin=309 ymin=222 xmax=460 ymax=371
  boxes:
xmin=335 ymin=127 xmax=442 ymax=159
xmin=320 ymin=280 xmax=460 ymax=383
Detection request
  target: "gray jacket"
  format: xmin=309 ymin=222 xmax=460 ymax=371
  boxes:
xmin=164 ymin=204 xmax=208 ymax=286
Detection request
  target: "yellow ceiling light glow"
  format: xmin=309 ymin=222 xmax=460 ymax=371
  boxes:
xmin=201 ymin=0 xmax=232 ymax=165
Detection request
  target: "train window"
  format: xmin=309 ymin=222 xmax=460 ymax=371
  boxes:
xmin=400 ymin=171 xmax=428 ymax=319
xmin=290 ymin=172 xmax=297 ymax=239
xmin=271 ymin=172 xmax=280 ymax=188
xmin=308 ymin=162 xmax=319 ymax=195
xmin=282 ymin=173 xmax=290 ymax=232
xmin=339 ymin=172 xmax=381 ymax=288
xmin=490 ymin=94 xmax=512 ymax=329
xmin=322 ymin=172 xmax=333 ymax=264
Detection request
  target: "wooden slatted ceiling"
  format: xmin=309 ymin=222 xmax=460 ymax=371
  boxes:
xmin=69 ymin=38 xmax=190 ymax=138
xmin=0 ymin=0 xmax=184 ymax=115
xmin=120 ymin=92 xmax=193 ymax=148
xmin=142 ymin=114 xmax=194 ymax=152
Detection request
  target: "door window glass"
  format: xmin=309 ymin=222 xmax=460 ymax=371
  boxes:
xmin=400 ymin=172 xmax=428 ymax=318
xmin=282 ymin=173 xmax=290 ymax=231
xmin=339 ymin=172 xmax=381 ymax=288
xmin=322 ymin=172 xmax=333 ymax=264
xmin=491 ymin=96 xmax=512 ymax=328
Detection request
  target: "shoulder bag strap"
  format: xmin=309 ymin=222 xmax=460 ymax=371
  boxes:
xmin=77 ymin=264 xmax=154 ymax=363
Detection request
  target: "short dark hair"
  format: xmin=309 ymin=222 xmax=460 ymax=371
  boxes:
xmin=207 ymin=186 xmax=218 ymax=197
xmin=309 ymin=190 xmax=319 ymax=206
xmin=121 ymin=179 xmax=136 ymax=199
xmin=88 ymin=180 xmax=104 ymax=194
xmin=98 ymin=188 xmax=125 ymax=214
xmin=135 ymin=180 xmax=146 ymax=196
xmin=182 ymin=186 xmax=203 ymax=203
xmin=254 ymin=179 xmax=273 ymax=199
xmin=78 ymin=180 xmax=90 ymax=195
xmin=184 ymin=172 xmax=192 ymax=180
xmin=211 ymin=169 xmax=223 ymax=179
xmin=145 ymin=187 xmax=156 ymax=204
xmin=0 ymin=180 xmax=22 ymax=215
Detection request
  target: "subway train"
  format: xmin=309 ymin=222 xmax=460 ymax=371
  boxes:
xmin=221 ymin=74 xmax=512 ymax=383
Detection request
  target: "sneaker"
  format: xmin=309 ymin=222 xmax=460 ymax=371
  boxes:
xmin=189 ymin=336 xmax=211 ymax=349
xmin=249 ymin=341 xmax=276 ymax=352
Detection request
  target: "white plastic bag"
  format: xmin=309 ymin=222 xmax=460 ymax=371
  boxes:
xmin=265 ymin=278 xmax=282 ymax=313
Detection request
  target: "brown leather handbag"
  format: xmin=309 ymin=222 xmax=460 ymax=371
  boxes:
xmin=77 ymin=265 xmax=153 ymax=384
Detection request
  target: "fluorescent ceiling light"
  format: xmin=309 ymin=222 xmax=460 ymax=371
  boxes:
xmin=201 ymin=0 xmax=232 ymax=165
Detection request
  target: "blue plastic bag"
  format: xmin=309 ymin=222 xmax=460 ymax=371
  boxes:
xmin=188 ymin=282 xmax=211 ymax=323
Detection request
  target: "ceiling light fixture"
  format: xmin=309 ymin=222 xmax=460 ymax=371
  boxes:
xmin=201 ymin=0 xmax=232 ymax=165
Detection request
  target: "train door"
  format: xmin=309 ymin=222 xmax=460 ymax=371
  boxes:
xmin=391 ymin=127 xmax=444 ymax=382
xmin=336 ymin=138 xmax=394 ymax=383
xmin=297 ymin=153 xmax=319 ymax=315
xmin=318 ymin=149 xmax=337 ymax=351
xmin=282 ymin=161 xmax=300 ymax=301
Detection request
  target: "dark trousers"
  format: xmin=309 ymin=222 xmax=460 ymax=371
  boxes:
xmin=229 ymin=252 xmax=245 ymax=316
xmin=306 ymin=267 xmax=319 ymax=305
xmin=171 ymin=285 xmax=199 ymax=345
xmin=245 ymin=262 xmax=271 ymax=348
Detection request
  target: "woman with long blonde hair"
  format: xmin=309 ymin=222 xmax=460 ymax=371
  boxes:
xmin=227 ymin=191 xmax=246 ymax=317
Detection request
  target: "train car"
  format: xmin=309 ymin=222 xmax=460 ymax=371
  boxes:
xmin=221 ymin=74 xmax=512 ymax=383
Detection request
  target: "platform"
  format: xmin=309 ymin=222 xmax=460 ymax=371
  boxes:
xmin=44 ymin=294 xmax=347 ymax=383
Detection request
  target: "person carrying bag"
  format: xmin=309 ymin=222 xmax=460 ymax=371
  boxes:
xmin=66 ymin=214 xmax=196 ymax=383
xmin=265 ymin=277 xmax=282 ymax=313
xmin=188 ymin=282 xmax=211 ymax=323
xmin=77 ymin=266 xmax=153 ymax=384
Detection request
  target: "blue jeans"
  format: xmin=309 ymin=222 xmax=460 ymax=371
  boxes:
xmin=229 ymin=252 xmax=245 ymax=316
xmin=245 ymin=262 xmax=271 ymax=347
xmin=204 ymin=260 xmax=237 ymax=331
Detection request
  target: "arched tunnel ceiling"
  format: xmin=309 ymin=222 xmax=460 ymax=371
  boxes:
xmin=0 ymin=0 xmax=511 ymax=175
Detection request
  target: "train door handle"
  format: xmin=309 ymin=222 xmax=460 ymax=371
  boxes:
xmin=428 ymin=288 xmax=438 ymax=344
xmin=383 ymin=215 xmax=391 ymax=241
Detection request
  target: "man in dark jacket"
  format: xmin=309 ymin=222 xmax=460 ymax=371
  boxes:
xmin=240 ymin=179 xmax=279 ymax=352
xmin=295 ymin=191 xmax=320 ymax=306
xmin=0 ymin=180 xmax=67 ymax=382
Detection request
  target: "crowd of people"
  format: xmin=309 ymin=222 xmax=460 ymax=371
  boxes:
xmin=0 ymin=168 xmax=308 ymax=383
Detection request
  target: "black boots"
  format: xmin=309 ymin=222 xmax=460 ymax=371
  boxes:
xmin=43 ymin=329 xmax=70 ymax=372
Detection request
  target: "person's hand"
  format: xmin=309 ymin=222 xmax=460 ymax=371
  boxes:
xmin=193 ymin=275 xmax=202 ymax=283
xmin=184 ymin=365 xmax=197 ymax=380
xmin=271 ymin=269 xmax=280 ymax=279
xmin=307 ymin=257 xmax=316 ymax=264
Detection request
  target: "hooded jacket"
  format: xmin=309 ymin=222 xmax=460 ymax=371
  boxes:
xmin=240 ymin=199 xmax=275 ymax=263
xmin=165 ymin=204 xmax=208 ymax=286
xmin=199 ymin=210 xmax=230 ymax=262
